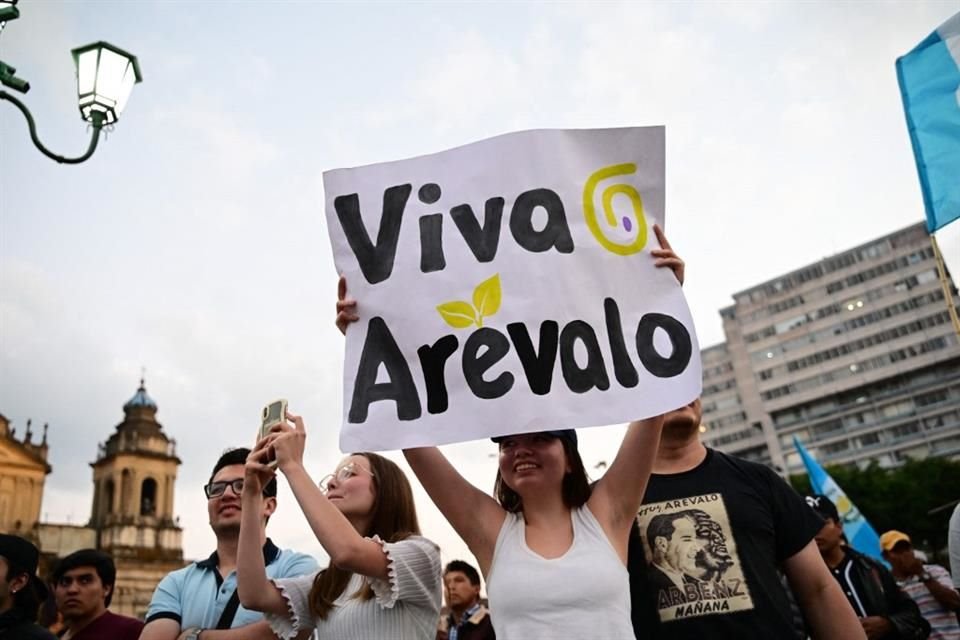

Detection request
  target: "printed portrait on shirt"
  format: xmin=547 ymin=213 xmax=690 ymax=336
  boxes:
xmin=637 ymin=493 xmax=754 ymax=621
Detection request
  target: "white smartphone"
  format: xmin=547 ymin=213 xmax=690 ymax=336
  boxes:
xmin=259 ymin=399 xmax=287 ymax=468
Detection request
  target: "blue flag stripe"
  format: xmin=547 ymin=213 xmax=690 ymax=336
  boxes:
xmin=793 ymin=436 xmax=885 ymax=563
xmin=896 ymin=12 xmax=960 ymax=233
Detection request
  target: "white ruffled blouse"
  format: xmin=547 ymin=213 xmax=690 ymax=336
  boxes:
xmin=266 ymin=535 xmax=442 ymax=640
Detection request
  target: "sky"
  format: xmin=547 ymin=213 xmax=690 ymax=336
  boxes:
xmin=2 ymin=0 xmax=959 ymax=593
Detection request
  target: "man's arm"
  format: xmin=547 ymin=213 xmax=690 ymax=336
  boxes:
xmin=168 ymin=621 xmax=289 ymax=640
xmin=140 ymin=571 xmax=184 ymax=640
xmin=922 ymin=566 xmax=960 ymax=611
xmin=782 ymin=540 xmax=866 ymax=639
xmin=142 ymin=618 xmax=294 ymax=640
xmin=876 ymin=562 xmax=931 ymax=639
xmin=140 ymin=618 xmax=180 ymax=640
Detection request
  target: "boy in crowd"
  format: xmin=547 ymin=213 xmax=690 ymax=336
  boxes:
xmin=52 ymin=549 xmax=143 ymax=640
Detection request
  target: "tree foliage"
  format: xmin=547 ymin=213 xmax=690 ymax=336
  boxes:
xmin=789 ymin=457 xmax=960 ymax=553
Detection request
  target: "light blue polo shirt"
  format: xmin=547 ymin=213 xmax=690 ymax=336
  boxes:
xmin=145 ymin=538 xmax=318 ymax=629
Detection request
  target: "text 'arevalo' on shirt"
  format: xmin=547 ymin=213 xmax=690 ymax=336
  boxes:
xmin=629 ymin=448 xmax=824 ymax=640
xmin=267 ymin=534 xmax=442 ymax=640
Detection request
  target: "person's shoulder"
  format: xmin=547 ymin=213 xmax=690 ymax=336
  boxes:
xmin=273 ymin=547 xmax=320 ymax=573
xmin=694 ymin=450 xmax=770 ymax=490
xmin=154 ymin=560 xmax=197 ymax=589
xmin=385 ymin=534 xmax=442 ymax=557
xmin=103 ymin=611 xmax=145 ymax=632
xmin=710 ymin=449 xmax=776 ymax=476
xmin=117 ymin=611 xmax=146 ymax=627
xmin=18 ymin=623 xmax=57 ymax=640
xmin=847 ymin=547 xmax=885 ymax=571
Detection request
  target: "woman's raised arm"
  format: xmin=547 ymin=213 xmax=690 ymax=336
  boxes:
xmin=236 ymin=446 xmax=290 ymax=614
xmin=402 ymin=447 xmax=505 ymax=575
xmin=271 ymin=414 xmax=392 ymax=580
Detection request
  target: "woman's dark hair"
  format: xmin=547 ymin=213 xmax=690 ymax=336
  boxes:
xmin=3 ymin=564 xmax=43 ymax=622
xmin=308 ymin=453 xmax=420 ymax=620
xmin=493 ymin=436 xmax=591 ymax=513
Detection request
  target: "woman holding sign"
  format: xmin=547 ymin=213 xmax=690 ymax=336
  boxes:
xmin=235 ymin=415 xmax=442 ymax=640
xmin=337 ymin=225 xmax=684 ymax=639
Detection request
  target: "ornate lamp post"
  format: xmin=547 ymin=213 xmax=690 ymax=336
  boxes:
xmin=0 ymin=0 xmax=143 ymax=164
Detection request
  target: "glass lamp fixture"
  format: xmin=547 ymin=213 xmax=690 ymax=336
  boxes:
xmin=72 ymin=41 xmax=142 ymax=125
xmin=0 ymin=0 xmax=19 ymax=26
xmin=0 ymin=4 xmax=144 ymax=163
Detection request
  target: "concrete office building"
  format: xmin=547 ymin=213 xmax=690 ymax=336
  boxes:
xmin=700 ymin=221 xmax=960 ymax=474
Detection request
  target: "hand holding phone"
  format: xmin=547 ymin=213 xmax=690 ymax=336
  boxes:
xmin=259 ymin=399 xmax=287 ymax=468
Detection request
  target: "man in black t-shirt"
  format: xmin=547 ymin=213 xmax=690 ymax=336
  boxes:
xmin=628 ymin=398 xmax=865 ymax=639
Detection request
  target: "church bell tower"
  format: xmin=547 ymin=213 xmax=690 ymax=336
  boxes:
xmin=89 ymin=378 xmax=183 ymax=614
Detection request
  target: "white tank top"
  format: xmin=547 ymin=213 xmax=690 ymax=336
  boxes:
xmin=486 ymin=505 xmax=634 ymax=639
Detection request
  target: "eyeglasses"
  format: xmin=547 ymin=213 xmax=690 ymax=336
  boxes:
xmin=319 ymin=462 xmax=374 ymax=493
xmin=204 ymin=478 xmax=244 ymax=499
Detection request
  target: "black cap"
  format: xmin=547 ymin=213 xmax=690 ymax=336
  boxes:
xmin=491 ymin=429 xmax=578 ymax=447
xmin=805 ymin=494 xmax=839 ymax=522
xmin=0 ymin=534 xmax=49 ymax=600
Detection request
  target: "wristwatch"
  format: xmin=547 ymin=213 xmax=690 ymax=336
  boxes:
xmin=184 ymin=629 xmax=205 ymax=640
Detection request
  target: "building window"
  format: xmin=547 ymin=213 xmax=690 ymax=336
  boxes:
xmin=104 ymin=479 xmax=115 ymax=515
xmin=858 ymin=432 xmax=881 ymax=447
xmin=140 ymin=478 xmax=157 ymax=516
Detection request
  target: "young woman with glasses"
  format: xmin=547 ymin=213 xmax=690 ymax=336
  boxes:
xmin=335 ymin=225 xmax=684 ymax=639
xmin=235 ymin=414 xmax=441 ymax=640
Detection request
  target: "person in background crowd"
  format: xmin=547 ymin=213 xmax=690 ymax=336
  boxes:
xmin=436 ymin=560 xmax=494 ymax=640
xmin=627 ymin=399 xmax=864 ymax=640
xmin=808 ymin=495 xmax=930 ymax=640
xmin=237 ymin=415 xmax=442 ymax=639
xmin=949 ymin=504 xmax=960 ymax=592
xmin=0 ymin=534 xmax=55 ymax=640
xmin=52 ymin=549 xmax=142 ymax=640
xmin=140 ymin=447 xmax=318 ymax=640
xmin=881 ymin=530 xmax=960 ymax=640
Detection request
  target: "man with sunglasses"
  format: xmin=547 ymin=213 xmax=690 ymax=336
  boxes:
xmin=141 ymin=448 xmax=317 ymax=640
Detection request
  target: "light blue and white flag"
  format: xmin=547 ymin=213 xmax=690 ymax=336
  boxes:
xmin=896 ymin=12 xmax=960 ymax=233
xmin=793 ymin=436 xmax=884 ymax=562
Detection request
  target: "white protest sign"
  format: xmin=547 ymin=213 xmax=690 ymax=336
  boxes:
xmin=324 ymin=127 xmax=701 ymax=452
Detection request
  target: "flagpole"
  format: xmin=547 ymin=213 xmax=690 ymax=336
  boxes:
xmin=929 ymin=232 xmax=960 ymax=340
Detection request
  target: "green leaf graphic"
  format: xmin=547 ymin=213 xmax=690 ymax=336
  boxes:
xmin=437 ymin=300 xmax=478 ymax=328
xmin=473 ymin=273 xmax=501 ymax=321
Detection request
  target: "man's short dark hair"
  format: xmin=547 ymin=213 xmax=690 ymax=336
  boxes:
xmin=444 ymin=560 xmax=481 ymax=586
xmin=52 ymin=549 xmax=117 ymax=608
xmin=210 ymin=447 xmax=277 ymax=498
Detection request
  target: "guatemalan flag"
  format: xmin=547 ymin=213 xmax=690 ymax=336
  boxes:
xmin=793 ymin=436 xmax=884 ymax=563
xmin=896 ymin=11 xmax=960 ymax=233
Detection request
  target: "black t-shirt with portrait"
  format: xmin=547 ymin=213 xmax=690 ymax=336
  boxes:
xmin=628 ymin=448 xmax=823 ymax=640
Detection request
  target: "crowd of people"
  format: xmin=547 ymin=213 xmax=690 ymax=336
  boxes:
xmin=2 ymin=229 xmax=959 ymax=639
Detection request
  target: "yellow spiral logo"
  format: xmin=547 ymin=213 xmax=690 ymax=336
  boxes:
xmin=582 ymin=163 xmax=648 ymax=255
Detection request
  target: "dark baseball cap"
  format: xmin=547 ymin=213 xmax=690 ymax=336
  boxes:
xmin=0 ymin=534 xmax=49 ymax=600
xmin=492 ymin=429 xmax=578 ymax=447
xmin=805 ymin=494 xmax=840 ymax=522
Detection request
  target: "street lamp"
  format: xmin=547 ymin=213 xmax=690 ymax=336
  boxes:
xmin=0 ymin=1 xmax=143 ymax=164
xmin=0 ymin=0 xmax=18 ymax=25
